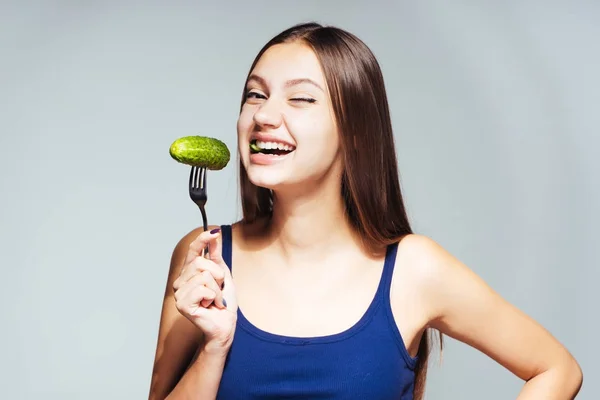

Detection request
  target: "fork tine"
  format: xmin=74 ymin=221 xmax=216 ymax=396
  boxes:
xmin=189 ymin=166 xmax=196 ymax=188
xmin=195 ymin=166 xmax=201 ymax=189
xmin=200 ymin=167 xmax=206 ymax=190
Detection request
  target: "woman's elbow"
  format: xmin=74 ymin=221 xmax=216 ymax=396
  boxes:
xmin=559 ymin=355 xmax=583 ymax=397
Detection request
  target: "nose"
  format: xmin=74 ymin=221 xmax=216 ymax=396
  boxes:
xmin=252 ymin=99 xmax=283 ymax=129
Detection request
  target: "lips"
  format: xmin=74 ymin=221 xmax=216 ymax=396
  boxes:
xmin=249 ymin=132 xmax=296 ymax=147
xmin=249 ymin=149 xmax=292 ymax=165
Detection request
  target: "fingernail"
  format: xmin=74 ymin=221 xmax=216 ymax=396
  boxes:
xmin=210 ymin=228 xmax=221 ymax=234
xmin=222 ymin=299 xmax=228 ymax=308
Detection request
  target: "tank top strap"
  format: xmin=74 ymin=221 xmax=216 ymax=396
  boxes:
xmin=220 ymin=224 xmax=233 ymax=271
xmin=377 ymin=240 xmax=400 ymax=302
xmin=376 ymin=238 xmax=419 ymax=369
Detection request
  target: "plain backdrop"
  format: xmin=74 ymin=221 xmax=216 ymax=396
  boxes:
xmin=1 ymin=1 xmax=598 ymax=399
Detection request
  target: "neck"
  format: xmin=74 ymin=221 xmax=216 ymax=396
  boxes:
xmin=265 ymin=179 xmax=359 ymax=264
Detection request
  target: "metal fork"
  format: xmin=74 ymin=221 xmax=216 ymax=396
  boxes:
xmin=189 ymin=166 xmax=209 ymax=256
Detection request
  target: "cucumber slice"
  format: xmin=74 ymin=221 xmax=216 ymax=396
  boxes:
xmin=169 ymin=136 xmax=230 ymax=170
xmin=249 ymin=142 xmax=261 ymax=153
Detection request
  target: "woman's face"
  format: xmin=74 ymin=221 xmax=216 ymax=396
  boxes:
xmin=237 ymin=42 xmax=341 ymax=191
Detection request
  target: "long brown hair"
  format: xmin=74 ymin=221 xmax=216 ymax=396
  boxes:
xmin=237 ymin=22 xmax=441 ymax=399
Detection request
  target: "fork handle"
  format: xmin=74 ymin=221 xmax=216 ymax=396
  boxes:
xmin=199 ymin=205 xmax=210 ymax=258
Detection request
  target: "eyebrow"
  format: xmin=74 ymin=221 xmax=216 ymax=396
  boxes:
xmin=246 ymin=74 xmax=324 ymax=92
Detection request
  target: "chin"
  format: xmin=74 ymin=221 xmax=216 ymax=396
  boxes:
xmin=246 ymin=168 xmax=290 ymax=190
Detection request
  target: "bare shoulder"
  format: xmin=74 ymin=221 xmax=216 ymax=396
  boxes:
xmin=392 ymin=233 xmax=475 ymax=325
xmin=393 ymin=233 xmax=582 ymax=390
xmin=394 ymin=233 xmax=454 ymax=285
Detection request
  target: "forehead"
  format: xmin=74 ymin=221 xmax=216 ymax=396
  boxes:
xmin=250 ymin=42 xmax=325 ymax=86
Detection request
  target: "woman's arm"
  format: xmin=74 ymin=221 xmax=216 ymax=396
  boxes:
xmin=403 ymin=234 xmax=583 ymax=399
xmin=164 ymin=344 xmax=229 ymax=400
xmin=148 ymin=226 xmax=222 ymax=400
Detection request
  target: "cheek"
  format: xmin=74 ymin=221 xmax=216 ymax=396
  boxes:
xmin=299 ymin=123 xmax=340 ymax=166
xmin=237 ymin=111 xmax=254 ymax=151
xmin=237 ymin=109 xmax=252 ymax=135
xmin=307 ymin=113 xmax=339 ymax=151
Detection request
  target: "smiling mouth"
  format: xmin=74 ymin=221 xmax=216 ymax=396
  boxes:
xmin=250 ymin=139 xmax=295 ymax=156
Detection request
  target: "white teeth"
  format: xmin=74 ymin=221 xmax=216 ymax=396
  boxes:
xmin=255 ymin=140 xmax=294 ymax=151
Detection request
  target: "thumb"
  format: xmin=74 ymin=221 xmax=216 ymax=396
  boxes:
xmin=185 ymin=227 xmax=221 ymax=264
xmin=207 ymin=228 xmax=225 ymax=265
xmin=205 ymin=227 xmax=237 ymax=311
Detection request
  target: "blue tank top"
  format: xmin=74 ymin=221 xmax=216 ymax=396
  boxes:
xmin=217 ymin=224 xmax=418 ymax=399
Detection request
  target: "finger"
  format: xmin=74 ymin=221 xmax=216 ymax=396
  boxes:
xmin=174 ymin=272 xmax=217 ymax=306
xmin=174 ymin=257 xmax=225 ymax=290
xmin=185 ymin=228 xmax=221 ymax=264
xmin=173 ymin=273 xmax=200 ymax=303
xmin=198 ymin=271 xmax=217 ymax=308
xmin=200 ymin=270 xmax=225 ymax=309
xmin=174 ymin=272 xmax=210 ymax=302
xmin=192 ymin=257 xmax=225 ymax=285
xmin=175 ymin=271 xmax=225 ymax=309
xmin=178 ymin=285 xmax=216 ymax=315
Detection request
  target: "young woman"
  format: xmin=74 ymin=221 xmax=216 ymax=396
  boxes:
xmin=149 ymin=22 xmax=583 ymax=399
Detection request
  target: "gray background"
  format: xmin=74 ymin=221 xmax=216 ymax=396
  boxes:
xmin=1 ymin=1 xmax=597 ymax=399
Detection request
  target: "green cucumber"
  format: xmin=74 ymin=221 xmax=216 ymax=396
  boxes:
xmin=169 ymin=136 xmax=230 ymax=170
xmin=249 ymin=141 xmax=261 ymax=153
